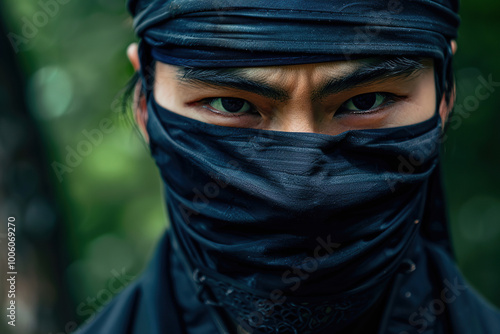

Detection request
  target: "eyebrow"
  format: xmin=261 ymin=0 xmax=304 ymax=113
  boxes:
xmin=312 ymin=57 xmax=426 ymax=100
xmin=178 ymin=67 xmax=290 ymax=101
xmin=176 ymin=57 xmax=426 ymax=102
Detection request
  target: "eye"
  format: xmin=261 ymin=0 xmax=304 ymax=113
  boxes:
xmin=339 ymin=93 xmax=392 ymax=114
xmin=206 ymin=97 xmax=252 ymax=115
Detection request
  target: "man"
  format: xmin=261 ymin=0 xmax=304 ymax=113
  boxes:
xmin=78 ymin=0 xmax=500 ymax=333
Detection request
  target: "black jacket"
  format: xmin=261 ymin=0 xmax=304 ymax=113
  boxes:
xmin=77 ymin=229 xmax=500 ymax=334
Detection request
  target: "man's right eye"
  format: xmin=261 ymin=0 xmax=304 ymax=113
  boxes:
xmin=205 ymin=97 xmax=253 ymax=115
xmin=338 ymin=92 xmax=395 ymax=115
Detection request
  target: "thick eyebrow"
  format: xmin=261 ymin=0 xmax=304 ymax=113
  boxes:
xmin=312 ymin=57 xmax=426 ymax=100
xmin=176 ymin=57 xmax=426 ymax=102
xmin=177 ymin=67 xmax=290 ymax=101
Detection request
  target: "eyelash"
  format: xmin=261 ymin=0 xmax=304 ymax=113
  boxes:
xmin=336 ymin=92 xmax=401 ymax=115
xmin=198 ymin=93 xmax=401 ymax=118
xmin=200 ymin=98 xmax=259 ymax=118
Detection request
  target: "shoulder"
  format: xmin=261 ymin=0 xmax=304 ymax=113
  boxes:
xmin=391 ymin=242 xmax=500 ymax=334
xmin=75 ymin=280 xmax=142 ymax=334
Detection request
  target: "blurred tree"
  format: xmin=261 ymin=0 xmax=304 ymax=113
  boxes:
xmin=0 ymin=5 xmax=75 ymax=334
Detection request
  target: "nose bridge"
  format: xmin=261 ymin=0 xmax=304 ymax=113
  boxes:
xmin=272 ymin=71 xmax=319 ymax=133
xmin=277 ymin=105 xmax=318 ymax=133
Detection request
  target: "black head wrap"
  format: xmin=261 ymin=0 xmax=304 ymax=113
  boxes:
xmin=128 ymin=0 xmax=459 ymax=112
xmin=127 ymin=0 xmax=459 ymax=66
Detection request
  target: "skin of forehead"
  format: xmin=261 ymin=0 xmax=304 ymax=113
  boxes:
xmin=171 ymin=58 xmax=433 ymax=102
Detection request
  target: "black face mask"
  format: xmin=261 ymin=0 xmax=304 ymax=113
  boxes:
xmin=146 ymin=94 xmax=443 ymax=333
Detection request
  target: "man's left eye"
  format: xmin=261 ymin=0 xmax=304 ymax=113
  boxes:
xmin=207 ymin=97 xmax=252 ymax=115
xmin=339 ymin=93 xmax=391 ymax=114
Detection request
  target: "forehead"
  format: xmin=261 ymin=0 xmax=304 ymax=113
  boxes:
xmin=228 ymin=61 xmax=361 ymax=82
xmin=164 ymin=57 xmax=432 ymax=102
xmin=173 ymin=57 xmax=431 ymax=84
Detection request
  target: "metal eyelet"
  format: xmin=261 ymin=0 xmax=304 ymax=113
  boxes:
xmin=400 ymin=259 xmax=416 ymax=274
xmin=193 ymin=268 xmax=206 ymax=283
xmin=193 ymin=268 xmax=222 ymax=307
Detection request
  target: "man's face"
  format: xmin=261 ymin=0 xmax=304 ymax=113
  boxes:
xmin=151 ymin=58 xmax=439 ymax=136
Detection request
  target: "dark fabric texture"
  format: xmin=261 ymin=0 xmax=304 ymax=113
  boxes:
xmin=146 ymin=97 xmax=441 ymax=333
xmin=76 ymin=1 xmax=500 ymax=333
xmin=127 ymin=0 xmax=459 ymax=67
xmin=77 ymin=96 xmax=500 ymax=333
xmin=76 ymin=225 xmax=500 ymax=334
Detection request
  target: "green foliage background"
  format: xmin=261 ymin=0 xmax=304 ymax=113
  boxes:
xmin=2 ymin=0 xmax=500 ymax=332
